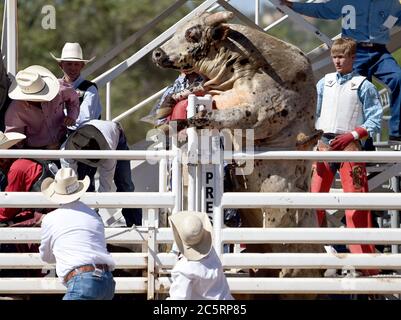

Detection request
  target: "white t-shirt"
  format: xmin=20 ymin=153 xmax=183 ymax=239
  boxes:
xmin=168 ymin=248 xmax=233 ymax=300
xmin=39 ymin=200 xmax=115 ymax=284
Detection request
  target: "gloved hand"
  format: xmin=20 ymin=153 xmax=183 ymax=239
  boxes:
xmin=330 ymin=132 xmax=354 ymax=150
xmin=330 ymin=127 xmax=368 ymax=151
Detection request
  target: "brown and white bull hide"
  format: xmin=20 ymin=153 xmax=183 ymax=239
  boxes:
xmin=153 ymin=11 xmax=324 ymax=293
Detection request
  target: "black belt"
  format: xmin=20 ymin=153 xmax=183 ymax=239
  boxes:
xmin=357 ymin=42 xmax=386 ymax=49
xmin=322 ymin=133 xmax=338 ymax=140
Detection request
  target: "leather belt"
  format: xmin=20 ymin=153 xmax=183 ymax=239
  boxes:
xmin=64 ymin=264 xmax=109 ymax=283
xmin=322 ymin=133 xmax=338 ymax=139
xmin=357 ymin=42 xmax=386 ymax=49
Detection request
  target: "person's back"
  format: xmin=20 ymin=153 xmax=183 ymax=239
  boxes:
xmin=168 ymin=211 xmax=233 ymax=300
xmin=169 ymin=248 xmax=233 ymax=300
xmin=284 ymin=0 xmax=401 ymax=45
xmin=40 ymin=200 xmax=115 ymax=278
xmin=5 ymin=65 xmax=79 ymax=149
xmin=39 ymin=167 xmax=115 ymax=300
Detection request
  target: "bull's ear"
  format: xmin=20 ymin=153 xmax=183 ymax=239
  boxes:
xmin=210 ymin=25 xmax=230 ymax=41
xmin=205 ymin=11 xmax=234 ymax=26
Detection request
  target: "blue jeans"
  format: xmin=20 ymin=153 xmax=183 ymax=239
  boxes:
xmin=353 ymin=46 xmax=401 ymax=137
xmin=63 ymin=271 xmax=115 ymax=300
xmin=115 ymin=129 xmax=142 ymax=227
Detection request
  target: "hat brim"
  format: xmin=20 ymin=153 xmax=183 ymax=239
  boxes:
xmin=8 ymin=65 xmax=60 ymax=102
xmin=169 ymin=211 xmax=213 ymax=261
xmin=50 ymin=52 xmax=95 ymax=64
xmin=65 ymin=124 xmax=109 ymax=167
xmin=41 ymin=175 xmax=90 ymax=204
xmin=0 ymin=132 xmax=26 ymax=149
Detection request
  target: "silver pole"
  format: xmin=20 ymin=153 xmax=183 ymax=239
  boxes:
xmin=106 ymin=82 xmax=111 ymax=120
xmin=6 ymin=0 xmax=17 ymax=75
xmin=255 ymin=0 xmax=260 ymax=26
xmin=390 ymin=177 xmax=400 ymax=254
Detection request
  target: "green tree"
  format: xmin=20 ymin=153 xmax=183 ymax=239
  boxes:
xmin=1 ymin=0 xmax=190 ymax=144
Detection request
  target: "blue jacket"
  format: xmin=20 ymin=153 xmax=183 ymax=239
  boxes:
xmin=292 ymin=0 xmax=401 ymax=44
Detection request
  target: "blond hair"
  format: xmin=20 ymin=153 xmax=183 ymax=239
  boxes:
xmin=331 ymin=38 xmax=356 ymax=57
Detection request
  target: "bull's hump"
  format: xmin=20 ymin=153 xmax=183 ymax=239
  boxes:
xmin=213 ymin=88 xmax=251 ymax=109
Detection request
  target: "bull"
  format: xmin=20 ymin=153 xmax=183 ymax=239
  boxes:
xmin=153 ymin=10 xmax=324 ymax=296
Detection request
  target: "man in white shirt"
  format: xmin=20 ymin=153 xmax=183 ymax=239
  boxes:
xmin=61 ymin=119 xmax=142 ymax=226
xmin=39 ymin=167 xmax=115 ymax=300
xmin=168 ymin=211 xmax=233 ymax=300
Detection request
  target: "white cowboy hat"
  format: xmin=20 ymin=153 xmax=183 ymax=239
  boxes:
xmin=50 ymin=42 xmax=95 ymax=64
xmin=0 ymin=131 xmax=26 ymax=149
xmin=169 ymin=211 xmax=213 ymax=261
xmin=64 ymin=124 xmax=109 ymax=167
xmin=41 ymin=167 xmax=90 ymax=204
xmin=8 ymin=65 xmax=60 ymax=102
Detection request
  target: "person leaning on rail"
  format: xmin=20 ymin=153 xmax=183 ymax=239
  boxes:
xmin=167 ymin=211 xmax=233 ymax=300
xmin=39 ymin=167 xmax=116 ymax=300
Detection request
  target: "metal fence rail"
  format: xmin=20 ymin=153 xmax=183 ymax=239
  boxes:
xmin=0 ymin=150 xmax=401 ymax=296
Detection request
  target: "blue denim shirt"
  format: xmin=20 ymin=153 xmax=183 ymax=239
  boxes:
xmin=153 ymin=73 xmax=204 ymax=125
xmin=292 ymin=0 xmax=401 ymax=44
xmin=316 ymin=72 xmax=383 ymax=136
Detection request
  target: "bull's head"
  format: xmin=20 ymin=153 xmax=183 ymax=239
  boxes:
xmin=152 ymin=11 xmax=234 ymax=72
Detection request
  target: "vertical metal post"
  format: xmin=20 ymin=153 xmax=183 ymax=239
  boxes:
xmin=171 ymin=128 xmax=182 ymax=214
xmin=6 ymin=0 xmax=17 ymax=75
xmin=159 ymin=158 xmax=167 ymax=193
xmin=146 ymin=208 xmax=156 ymax=300
xmin=255 ymin=0 xmax=260 ymax=26
xmin=1 ymin=1 xmax=8 ymax=60
xmin=106 ymin=82 xmax=111 ymax=120
xmin=390 ymin=176 xmax=400 ymax=254
xmin=187 ymin=95 xmax=198 ymax=211
xmin=212 ymin=135 xmax=224 ymax=257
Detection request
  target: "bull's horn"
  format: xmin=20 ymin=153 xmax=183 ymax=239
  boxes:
xmin=204 ymin=11 xmax=234 ymax=26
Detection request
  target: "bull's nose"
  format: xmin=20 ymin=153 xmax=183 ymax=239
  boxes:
xmin=152 ymin=48 xmax=166 ymax=63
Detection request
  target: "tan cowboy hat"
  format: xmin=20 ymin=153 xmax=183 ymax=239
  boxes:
xmin=50 ymin=42 xmax=95 ymax=64
xmin=169 ymin=211 xmax=213 ymax=261
xmin=64 ymin=124 xmax=109 ymax=167
xmin=8 ymin=65 xmax=60 ymax=102
xmin=41 ymin=167 xmax=90 ymax=204
xmin=0 ymin=131 xmax=26 ymax=149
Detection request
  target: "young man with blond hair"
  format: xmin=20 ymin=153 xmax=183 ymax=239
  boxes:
xmin=281 ymin=0 xmax=401 ymax=143
xmin=312 ymin=38 xmax=382 ymax=274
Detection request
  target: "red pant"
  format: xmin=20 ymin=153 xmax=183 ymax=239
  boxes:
xmin=311 ymin=161 xmax=375 ymax=254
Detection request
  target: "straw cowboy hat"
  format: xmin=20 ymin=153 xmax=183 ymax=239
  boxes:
xmin=0 ymin=131 xmax=26 ymax=149
xmin=41 ymin=168 xmax=90 ymax=204
xmin=50 ymin=42 xmax=95 ymax=64
xmin=169 ymin=211 xmax=213 ymax=261
xmin=8 ymin=65 xmax=60 ymax=102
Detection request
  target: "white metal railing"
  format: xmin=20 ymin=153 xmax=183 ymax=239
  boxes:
xmin=1 ymin=148 xmax=401 ymax=296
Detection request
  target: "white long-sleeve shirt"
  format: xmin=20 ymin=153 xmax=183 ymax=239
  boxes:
xmin=61 ymin=120 xmax=121 ymax=192
xmin=168 ymin=248 xmax=233 ymax=300
xmin=39 ymin=201 xmax=115 ymax=284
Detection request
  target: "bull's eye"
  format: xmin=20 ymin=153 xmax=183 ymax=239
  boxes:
xmin=185 ymin=26 xmax=201 ymax=43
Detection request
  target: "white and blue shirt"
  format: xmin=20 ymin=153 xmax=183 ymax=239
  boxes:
xmin=68 ymin=76 xmax=102 ymax=130
xmin=316 ymin=72 xmax=382 ymax=136
xmin=292 ymin=0 xmax=401 ymax=44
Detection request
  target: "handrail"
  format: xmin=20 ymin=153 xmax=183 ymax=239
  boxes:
xmin=81 ymin=0 xmax=187 ymax=79
xmin=112 ymin=87 xmax=167 ymax=122
xmin=93 ymin=0 xmax=219 ymax=88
